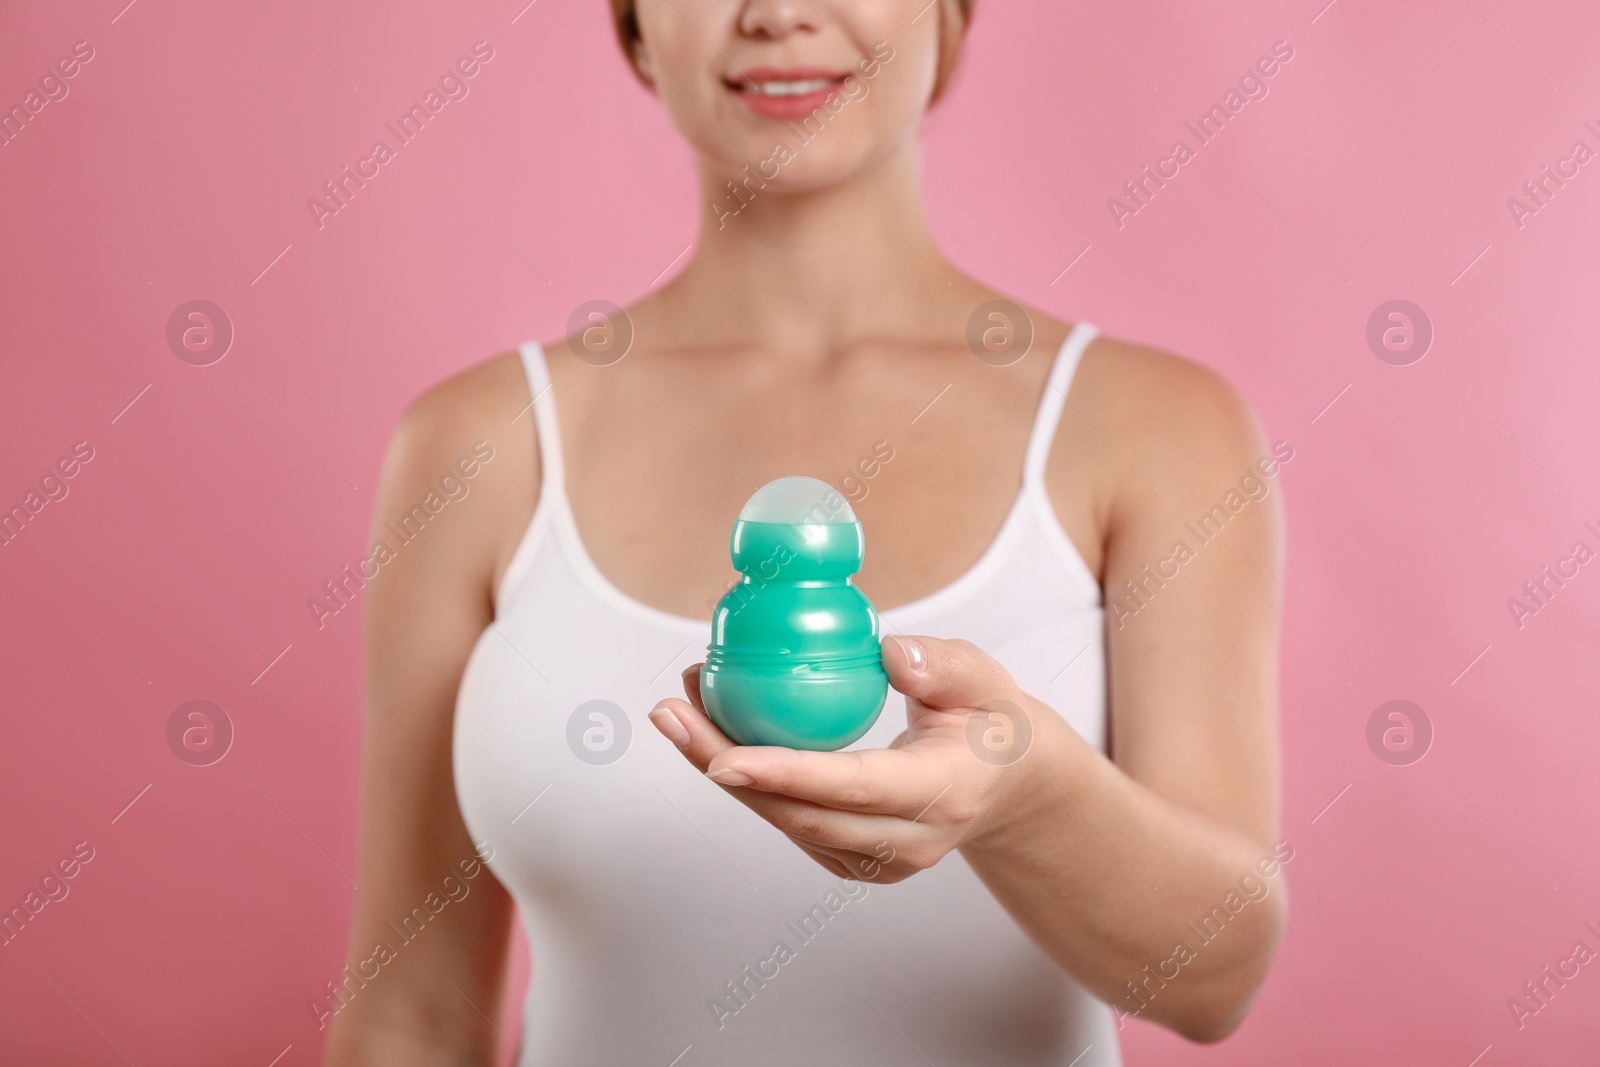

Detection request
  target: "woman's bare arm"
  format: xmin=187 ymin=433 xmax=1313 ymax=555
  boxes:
xmin=651 ymin=341 xmax=1287 ymax=1042
xmin=957 ymin=344 xmax=1288 ymax=1039
xmin=324 ymin=356 xmax=535 ymax=1065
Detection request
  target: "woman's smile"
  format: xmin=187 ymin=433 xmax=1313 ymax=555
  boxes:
xmin=725 ymin=65 xmax=852 ymax=118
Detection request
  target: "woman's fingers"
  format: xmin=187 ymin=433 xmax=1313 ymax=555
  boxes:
xmin=643 ymin=643 xmax=1026 ymax=883
xmin=795 ymin=840 xmax=890 ymax=882
xmin=791 ymin=841 xmax=854 ymax=880
xmin=649 ymin=694 xmax=732 ymax=773
xmin=650 ymin=694 xmax=918 ymax=852
xmin=644 ymin=663 xmax=735 ymax=767
xmin=881 ymin=634 xmax=1019 ymax=710
xmin=666 ymin=663 xmax=956 ymax=818
xmin=705 ymin=744 xmax=957 ymax=820
xmin=681 ymin=662 xmax=708 ymax=714
xmin=650 ymin=662 xmax=946 ymax=874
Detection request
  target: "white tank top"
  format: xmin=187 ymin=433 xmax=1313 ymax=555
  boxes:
xmin=454 ymin=320 xmax=1122 ymax=1066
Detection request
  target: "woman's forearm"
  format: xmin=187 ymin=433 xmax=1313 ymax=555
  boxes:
xmin=959 ymin=711 xmax=1290 ymax=1042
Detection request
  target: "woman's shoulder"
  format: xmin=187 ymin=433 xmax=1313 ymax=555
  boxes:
xmin=1072 ymin=326 xmax=1267 ymax=466
xmin=987 ymin=295 xmax=1260 ymax=452
xmin=383 ymin=347 xmax=547 ymax=490
xmin=375 ymin=349 xmax=541 ymax=595
xmin=1042 ymin=323 xmax=1276 ymax=557
xmin=396 ymin=349 xmax=531 ymax=443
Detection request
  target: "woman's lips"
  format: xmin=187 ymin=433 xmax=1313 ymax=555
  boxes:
xmin=726 ymin=68 xmax=852 ymax=119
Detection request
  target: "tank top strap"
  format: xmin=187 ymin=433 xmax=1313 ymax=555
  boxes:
xmin=516 ymin=340 xmax=564 ymax=493
xmin=1022 ymin=321 xmax=1099 ymax=489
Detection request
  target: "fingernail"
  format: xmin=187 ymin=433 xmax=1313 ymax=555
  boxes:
xmin=648 ymin=706 xmax=691 ymax=749
xmin=893 ymin=635 xmax=927 ymax=674
xmin=706 ymin=767 xmax=753 ymax=787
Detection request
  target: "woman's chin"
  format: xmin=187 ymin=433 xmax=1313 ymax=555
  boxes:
xmin=698 ymin=144 xmax=881 ymax=195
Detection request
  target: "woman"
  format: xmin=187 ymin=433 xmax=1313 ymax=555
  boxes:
xmin=323 ymin=1 xmax=1288 ymax=1063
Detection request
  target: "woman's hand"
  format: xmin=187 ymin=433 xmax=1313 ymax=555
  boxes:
xmin=647 ymin=634 xmax=1060 ymax=884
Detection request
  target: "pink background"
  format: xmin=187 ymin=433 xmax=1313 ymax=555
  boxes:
xmin=2 ymin=0 xmax=1597 ymax=1063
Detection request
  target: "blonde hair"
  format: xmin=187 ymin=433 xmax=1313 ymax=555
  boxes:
xmin=607 ymin=0 xmax=976 ymax=104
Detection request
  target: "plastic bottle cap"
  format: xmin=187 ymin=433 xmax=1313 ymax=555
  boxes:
xmin=737 ymin=476 xmax=857 ymax=525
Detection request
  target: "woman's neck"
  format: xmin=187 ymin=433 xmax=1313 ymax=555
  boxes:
xmin=655 ymin=136 xmax=971 ymax=359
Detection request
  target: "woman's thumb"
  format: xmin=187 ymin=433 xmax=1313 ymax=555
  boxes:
xmin=880 ymin=635 xmax=1017 ymax=710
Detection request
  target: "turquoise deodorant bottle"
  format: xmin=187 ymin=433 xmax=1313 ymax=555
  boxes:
xmin=698 ymin=477 xmax=889 ymax=750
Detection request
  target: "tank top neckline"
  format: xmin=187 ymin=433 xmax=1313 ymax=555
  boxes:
xmin=497 ymin=321 xmax=1103 ymax=630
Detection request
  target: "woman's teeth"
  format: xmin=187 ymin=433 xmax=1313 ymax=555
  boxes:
xmin=744 ymin=78 xmax=837 ymax=97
